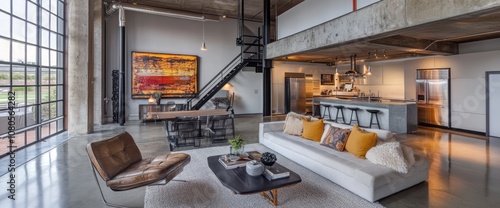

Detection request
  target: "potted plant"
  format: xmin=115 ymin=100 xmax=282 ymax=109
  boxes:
xmin=228 ymin=135 xmax=245 ymax=156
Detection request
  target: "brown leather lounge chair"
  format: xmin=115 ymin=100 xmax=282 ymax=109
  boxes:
xmin=86 ymin=132 xmax=190 ymax=207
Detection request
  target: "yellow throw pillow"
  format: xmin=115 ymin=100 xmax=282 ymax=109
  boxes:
xmin=345 ymin=125 xmax=377 ymax=159
xmin=301 ymin=118 xmax=324 ymax=142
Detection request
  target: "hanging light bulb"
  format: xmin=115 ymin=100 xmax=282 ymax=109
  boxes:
xmin=366 ymin=52 xmax=372 ymax=76
xmin=201 ymin=19 xmax=207 ymax=51
xmin=334 ymin=57 xmax=339 ymax=75
xmin=201 ymin=41 xmax=207 ymax=51
xmin=366 ymin=65 xmax=372 ymax=75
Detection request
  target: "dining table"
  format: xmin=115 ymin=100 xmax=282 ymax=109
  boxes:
xmin=145 ymin=109 xmax=230 ymax=120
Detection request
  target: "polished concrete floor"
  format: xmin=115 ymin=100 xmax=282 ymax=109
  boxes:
xmin=0 ymin=115 xmax=499 ymax=207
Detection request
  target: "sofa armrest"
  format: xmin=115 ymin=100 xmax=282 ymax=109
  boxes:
xmin=259 ymin=121 xmax=285 ymax=144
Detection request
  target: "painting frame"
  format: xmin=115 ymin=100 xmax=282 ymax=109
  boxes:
xmin=131 ymin=51 xmax=199 ymax=99
xmin=320 ymin=74 xmax=335 ymax=85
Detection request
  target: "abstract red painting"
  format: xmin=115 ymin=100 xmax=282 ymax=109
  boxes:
xmin=131 ymin=52 xmax=198 ymax=98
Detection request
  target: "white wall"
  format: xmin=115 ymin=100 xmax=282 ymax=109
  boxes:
xmin=354 ymin=60 xmax=406 ymax=99
xmin=106 ymin=12 xmax=262 ymax=121
xmin=277 ymin=0 xmax=380 ymax=39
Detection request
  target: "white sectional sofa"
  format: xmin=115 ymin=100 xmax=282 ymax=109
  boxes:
xmin=258 ymin=121 xmax=429 ymax=202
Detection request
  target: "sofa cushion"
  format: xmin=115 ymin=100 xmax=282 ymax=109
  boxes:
xmin=366 ymin=142 xmax=415 ymax=173
xmin=345 ymin=125 xmax=377 ymax=159
xmin=283 ymin=112 xmax=310 ymax=136
xmin=301 ymin=118 xmax=324 ymax=142
xmin=320 ymin=126 xmax=351 ymax=151
xmin=319 ymin=124 xmax=331 ymax=143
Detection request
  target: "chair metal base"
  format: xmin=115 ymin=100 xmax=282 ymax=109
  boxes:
xmin=89 ymin=160 xmax=137 ymax=208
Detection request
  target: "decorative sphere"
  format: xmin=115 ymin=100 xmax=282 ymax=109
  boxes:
xmin=260 ymin=152 xmax=277 ymax=166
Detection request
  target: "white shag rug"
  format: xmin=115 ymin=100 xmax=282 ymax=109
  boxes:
xmin=145 ymin=143 xmax=385 ymax=208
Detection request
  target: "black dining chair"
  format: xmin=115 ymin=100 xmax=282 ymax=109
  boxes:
xmin=204 ymin=114 xmax=235 ymax=144
xmin=167 ymin=116 xmax=202 ymax=149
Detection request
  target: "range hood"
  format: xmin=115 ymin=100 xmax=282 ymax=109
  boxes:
xmin=345 ymin=55 xmax=361 ymax=76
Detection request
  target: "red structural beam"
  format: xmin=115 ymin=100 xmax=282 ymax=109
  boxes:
xmin=353 ymin=0 xmax=357 ymax=11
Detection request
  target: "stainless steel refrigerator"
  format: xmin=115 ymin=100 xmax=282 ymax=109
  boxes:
xmin=284 ymin=73 xmax=306 ymax=114
xmin=416 ymin=69 xmax=450 ymax=127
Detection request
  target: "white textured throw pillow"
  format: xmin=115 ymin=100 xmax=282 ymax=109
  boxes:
xmin=283 ymin=112 xmax=310 ymax=136
xmin=366 ymin=142 xmax=415 ymax=174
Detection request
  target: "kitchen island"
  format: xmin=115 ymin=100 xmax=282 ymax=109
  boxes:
xmin=313 ymin=97 xmax=417 ymax=133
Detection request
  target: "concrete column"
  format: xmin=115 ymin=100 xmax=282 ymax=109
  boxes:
xmin=93 ymin=0 xmax=103 ymax=125
xmin=67 ymin=0 xmax=94 ymax=135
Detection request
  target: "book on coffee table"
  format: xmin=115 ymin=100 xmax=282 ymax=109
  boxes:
xmin=263 ymin=166 xmax=290 ymax=180
xmin=218 ymin=155 xmax=251 ymax=170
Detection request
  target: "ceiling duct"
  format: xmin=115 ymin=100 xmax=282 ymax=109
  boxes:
xmin=105 ymin=2 xmax=220 ymax=22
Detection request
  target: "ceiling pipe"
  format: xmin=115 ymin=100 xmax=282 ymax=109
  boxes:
xmin=105 ymin=2 xmax=220 ymax=22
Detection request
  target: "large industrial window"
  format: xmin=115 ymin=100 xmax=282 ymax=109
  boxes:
xmin=0 ymin=0 xmax=65 ymax=156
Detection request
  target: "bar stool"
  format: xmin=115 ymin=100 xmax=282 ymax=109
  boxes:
xmin=366 ymin=109 xmax=381 ymax=129
xmin=333 ymin=105 xmax=345 ymax=124
xmin=321 ymin=104 xmax=332 ymax=120
xmin=347 ymin=107 xmax=362 ymax=125
xmin=313 ymin=102 xmax=321 ymax=118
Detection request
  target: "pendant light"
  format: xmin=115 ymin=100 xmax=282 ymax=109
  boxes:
xmin=365 ymin=52 xmax=372 ymax=76
xmin=201 ymin=3 xmax=207 ymax=51
xmin=201 ymin=19 xmax=207 ymax=50
xmin=334 ymin=57 xmax=339 ymax=75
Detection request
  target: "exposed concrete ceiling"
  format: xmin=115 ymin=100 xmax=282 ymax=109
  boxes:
xmin=268 ymin=0 xmax=500 ymax=65
xmin=104 ymin=0 xmax=303 ymax=21
xmin=104 ymin=0 xmax=500 ymax=65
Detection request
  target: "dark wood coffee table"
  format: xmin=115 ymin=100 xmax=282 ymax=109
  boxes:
xmin=207 ymin=155 xmax=302 ymax=206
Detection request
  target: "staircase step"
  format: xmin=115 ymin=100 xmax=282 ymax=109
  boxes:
xmin=239 ymin=35 xmax=262 ymax=38
xmin=244 ymin=59 xmax=261 ymax=62
xmin=241 ymin=43 xmax=263 ymax=46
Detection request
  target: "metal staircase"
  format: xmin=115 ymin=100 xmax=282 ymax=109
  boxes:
xmin=186 ymin=0 xmax=265 ymax=110
xmin=186 ymin=36 xmax=262 ymax=110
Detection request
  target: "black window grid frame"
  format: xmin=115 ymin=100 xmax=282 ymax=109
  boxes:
xmin=0 ymin=0 xmax=66 ymax=157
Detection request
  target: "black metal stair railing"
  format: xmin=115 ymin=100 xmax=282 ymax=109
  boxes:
xmin=188 ymin=59 xmax=248 ymax=110
xmin=187 ymin=37 xmax=262 ymax=110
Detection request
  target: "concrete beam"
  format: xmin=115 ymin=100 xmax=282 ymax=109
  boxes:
xmin=267 ymin=0 xmax=500 ymax=59
xmin=369 ymin=35 xmax=458 ymax=55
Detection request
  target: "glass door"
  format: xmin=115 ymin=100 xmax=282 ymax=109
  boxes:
xmin=488 ymin=73 xmax=500 ymax=137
